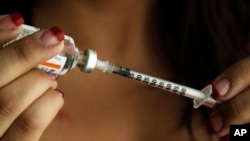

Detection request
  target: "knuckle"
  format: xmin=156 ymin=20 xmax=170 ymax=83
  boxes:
xmin=17 ymin=114 xmax=42 ymax=134
xmin=0 ymin=91 xmax=18 ymax=119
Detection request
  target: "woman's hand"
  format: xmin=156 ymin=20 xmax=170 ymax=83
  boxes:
xmin=0 ymin=13 xmax=64 ymax=141
xmin=207 ymin=55 xmax=250 ymax=138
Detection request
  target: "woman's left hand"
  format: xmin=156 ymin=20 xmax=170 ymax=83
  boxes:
xmin=207 ymin=56 xmax=250 ymax=138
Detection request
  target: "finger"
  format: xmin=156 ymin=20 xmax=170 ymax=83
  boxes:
xmin=0 ymin=89 xmax=64 ymax=141
xmin=0 ymin=69 xmax=57 ymax=137
xmin=212 ymin=56 xmax=250 ymax=100
xmin=0 ymin=26 xmax=65 ymax=87
xmin=207 ymin=88 xmax=250 ymax=137
xmin=0 ymin=13 xmax=24 ymax=45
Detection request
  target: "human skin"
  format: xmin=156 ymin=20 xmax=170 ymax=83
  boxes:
xmin=1 ymin=0 xmax=250 ymax=141
xmin=0 ymin=13 xmax=64 ymax=141
xmin=31 ymin=0 xmax=216 ymax=140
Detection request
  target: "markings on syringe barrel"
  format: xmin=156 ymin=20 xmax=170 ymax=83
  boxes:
xmin=112 ymin=67 xmax=187 ymax=95
xmin=129 ymin=72 xmax=187 ymax=95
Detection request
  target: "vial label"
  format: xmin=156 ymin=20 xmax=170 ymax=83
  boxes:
xmin=37 ymin=55 xmax=67 ymax=74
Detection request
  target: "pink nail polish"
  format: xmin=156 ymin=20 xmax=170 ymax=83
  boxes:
xmin=40 ymin=26 xmax=65 ymax=46
xmin=0 ymin=13 xmax=24 ymax=29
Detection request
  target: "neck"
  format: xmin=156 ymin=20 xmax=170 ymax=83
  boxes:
xmin=32 ymin=0 xmax=167 ymax=76
xmin=32 ymin=0 xmax=157 ymax=59
xmin=30 ymin=1 xmax=208 ymax=140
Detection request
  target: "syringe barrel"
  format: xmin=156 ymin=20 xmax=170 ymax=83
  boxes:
xmin=97 ymin=62 xmax=218 ymax=108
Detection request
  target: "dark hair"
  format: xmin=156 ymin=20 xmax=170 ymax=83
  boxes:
xmin=1 ymin=1 xmax=250 ymax=140
xmin=0 ymin=0 xmax=35 ymax=24
xmin=156 ymin=0 xmax=250 ymax=89
xmin=155 ymin=1 xmax=250 ymax=140
xmin=1 ymin=0 xmax=249 ymax=88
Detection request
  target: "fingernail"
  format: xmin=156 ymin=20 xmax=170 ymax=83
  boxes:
xmin=212 ymin=79 xmax=230 ymax=99
xmin=49 ymin=73 xmax=59 ymax=80
xmin=0 ymin=13 xmax=24 ymax=29
xmin=40 ymin=26 xmax=64 ymax=46
xmin=10 ymin=13 xmax=24 ymax=26
xmin=55 ymin=89 xmax=64 ymax=98
xmin=206 ymin=115 xmax=223 ymax=134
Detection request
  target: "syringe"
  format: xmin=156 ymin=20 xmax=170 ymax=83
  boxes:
xmin=6 ymin=24 xmax=219 ymax=108
xmin=80 ymin=49 xmax=219 ymax=109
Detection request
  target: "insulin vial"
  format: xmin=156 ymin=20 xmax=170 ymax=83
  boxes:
xmin=6 ymin=24 xmax=98 ymax=75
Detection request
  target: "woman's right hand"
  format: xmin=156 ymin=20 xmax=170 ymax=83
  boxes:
xmin=0 ymin=13 xmax=64 ymax=141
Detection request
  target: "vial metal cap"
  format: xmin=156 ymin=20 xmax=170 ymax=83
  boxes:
xmin=81 ymin=49 xmax=97 ymax=73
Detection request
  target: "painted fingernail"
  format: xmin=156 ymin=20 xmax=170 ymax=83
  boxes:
xmin=212 ymin=79 xmax=230 ymax=99
xmin=0 ymin=13 xmax=24 ymax=29
xmin=49 ymin=73 xmax=59 ymax=80
xmin=55 ymin=89 xmax=64 ymax=98
xmin=40 ymin=26 xmax=64 ymax=46
xmin=10 ymin=13 xmax=24 ymax=26
xmin=206 ymin=115 xmax=223 ymax=134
